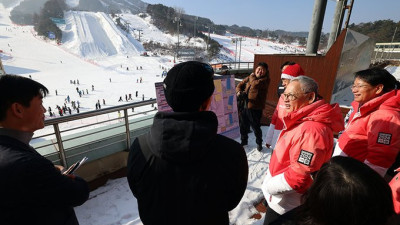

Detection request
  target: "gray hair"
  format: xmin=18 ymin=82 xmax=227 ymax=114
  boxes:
xmin=290 ymin=76 xmax=319 ymax=94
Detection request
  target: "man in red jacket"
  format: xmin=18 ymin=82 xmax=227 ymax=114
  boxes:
xmin=333 ymin=67 xmax=400 ymax=177
xmin=265 ymin=63 xmax=304 ymax=150
xmin=261 ymin=76 xmax=344 ymax=225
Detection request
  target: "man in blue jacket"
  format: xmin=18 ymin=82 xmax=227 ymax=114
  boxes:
xmin=0 ymin=75 xmax=89 ymax=225
xmin=127 ymin=61 xmax=248 ymax=225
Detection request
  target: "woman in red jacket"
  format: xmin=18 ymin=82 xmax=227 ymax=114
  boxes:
xmin=333 ymin=67 xmax=400 ymax=177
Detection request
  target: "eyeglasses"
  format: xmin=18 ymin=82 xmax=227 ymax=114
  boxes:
xmin=350 ymin=84 xmax=370 ymax=90
xmin=282 ymin=92 xmax=309 ymax=101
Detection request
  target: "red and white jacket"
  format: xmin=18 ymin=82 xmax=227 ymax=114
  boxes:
xmin=265 ymin=96 xmax=285 ymax=149
xmin=390 ymin=168 xmax=400 ymax=214
xmin=333 ymin=90 xmax=400 ymax=177
xmin=262 ymin=100 xmax=344 ymax=215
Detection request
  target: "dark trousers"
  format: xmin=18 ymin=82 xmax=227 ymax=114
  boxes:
xmin=239 ymin=108 xmax=262 ymax=145
xmin=263 ymin=204 xmax=282 ymax=225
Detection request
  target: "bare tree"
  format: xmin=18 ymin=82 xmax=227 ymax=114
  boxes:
xmin=174 ymin=7 xmax=185 ymax=18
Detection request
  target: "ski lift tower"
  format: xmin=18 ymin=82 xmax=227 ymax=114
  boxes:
xmin=231 ymin=37 xmax=245 ymax=69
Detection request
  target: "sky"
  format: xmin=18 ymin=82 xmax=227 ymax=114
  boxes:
xmin=142 ymin=0 xmax=400 ymax=33
xmin=1 ymin=2 xmax=400 ymax=224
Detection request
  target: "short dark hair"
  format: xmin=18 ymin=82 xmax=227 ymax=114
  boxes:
xmin=355 ymin=67 xmax=400 ymax=93
xmin=256 ymin=62 xmax=269 ymax=78
xmin=299 ymin=156 xmax=394 ymax=225
xmin=0 ymin=75 xmax=49 ymax=121
xmin=280 ymin=61 xmax=296 ymax=70
xmin=257 ymin=62 xmax=269 ymax=71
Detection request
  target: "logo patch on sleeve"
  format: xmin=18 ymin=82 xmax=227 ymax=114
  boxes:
xmin=297 ymin=150 xmax=314 ymax=166
xmin=377 ymin=132 xmax=392 ymax=145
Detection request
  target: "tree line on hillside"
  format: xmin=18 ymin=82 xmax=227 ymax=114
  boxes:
xmin=349 ymin=20 xmax=400 ymax=43
xmin=33 ymin=0 xmax=66 ymax=41
xmin=7 ymin=0 xmax=400 ymax=51
xmin=10 ymin=0 xmax=66 ymax=41
xmin=145 ymin=4 xmax=312 ymax=50
xmin=146 ymin=4 xmax=222 ymax=59
xmin=9 ymin=0 xmax=47 ymax=25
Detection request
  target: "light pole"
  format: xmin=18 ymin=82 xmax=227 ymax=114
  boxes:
xmin=233 ymin=38 xmax=238 ymax=68
xmin=194 ymin=16 xmax=198 ymax=38
xmin=205 ymin=25 xmax=212 ymax=62
xmin=206 ymin=25 xmax=211 ymax=52
xmin=173 ymin=17 xmax=182 ymax=61
xmin=238 ymin=37 xmax=243 ymax=69
xmin=231 ymin=37 xmax=245 ymax=69
xmin=137 ymin=29 xmax=143 ymax=41
xmin=388 ymin=27 xmax=398 ymax=60
xmin=125 ymin=22 xmax=130 ymax=36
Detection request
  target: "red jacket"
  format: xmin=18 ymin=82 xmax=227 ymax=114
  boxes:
xmin=390 ymin=168 xmax=400 ymax=214
xmin=262 ymin=100 xmax=344 ymax=215
xmin=334 ymin=90 xmax=400 ymax=176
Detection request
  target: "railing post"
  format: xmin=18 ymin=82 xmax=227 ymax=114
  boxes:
xmin=123 ymin=108 xmax=131 ymax=149
xmin=53 ymin=124 xmax=68 ymax=167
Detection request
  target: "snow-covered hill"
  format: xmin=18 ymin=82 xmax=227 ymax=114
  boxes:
xmin=58 ymin=9 xmax=307 ymax=64
xmin=62 ymin=11 xmax=144 ymax=58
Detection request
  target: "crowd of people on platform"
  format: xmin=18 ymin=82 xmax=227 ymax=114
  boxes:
xmin=0 ymin=59 xmax=400 ymax=225
xmin=240 ymin=61 xmax=400 ymax=225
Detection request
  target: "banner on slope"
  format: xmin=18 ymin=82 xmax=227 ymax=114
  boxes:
xmin=48 ymin=31 xmax=56 ymax=39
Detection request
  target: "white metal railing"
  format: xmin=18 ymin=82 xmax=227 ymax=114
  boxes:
xmin=33 ymin=99 xmax=157 ymax=167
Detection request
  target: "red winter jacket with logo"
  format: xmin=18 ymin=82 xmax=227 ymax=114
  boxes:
xmin=334 ymin=90 xmax=400 ymax=177
xmin=262 ymin=100 xmax=344 ymax=215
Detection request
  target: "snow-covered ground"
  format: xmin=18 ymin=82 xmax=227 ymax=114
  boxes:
xmin=1 ymin=3 xmax=400 ymax=224
xmin=209 ymin=33 xmax=305 ymax=63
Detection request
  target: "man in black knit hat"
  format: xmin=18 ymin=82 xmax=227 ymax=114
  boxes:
xmin=127 ymin=61 xmax=248 ymax=225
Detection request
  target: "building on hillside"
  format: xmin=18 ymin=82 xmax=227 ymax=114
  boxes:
xmin=373 ymin=42 xmax=400 ymax=62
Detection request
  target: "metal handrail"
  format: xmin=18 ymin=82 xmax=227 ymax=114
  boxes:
xmin=210 ymin=61 xmax=254 ymax=71
xmin=61 ymin=124 xmax=124 ymax=143
xmin=44 ymin=99 xmax=156 ymax=125
xmin=66 ymin=139 xmax=127 ymax=159
xmin=35 ymin=99 xmax=157 ymax=167
xmin=65 ymin=135 xmax=126 ymax=155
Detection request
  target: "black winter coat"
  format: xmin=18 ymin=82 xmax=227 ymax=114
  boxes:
xmin=0 ymin=135 xmax=89 ymax=225
xmin=127 ymin=111 xmax=248 ymax=225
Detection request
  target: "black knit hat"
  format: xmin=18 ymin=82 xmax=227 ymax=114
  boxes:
xmin=163 ymin=61 xmax=215 ymax=112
